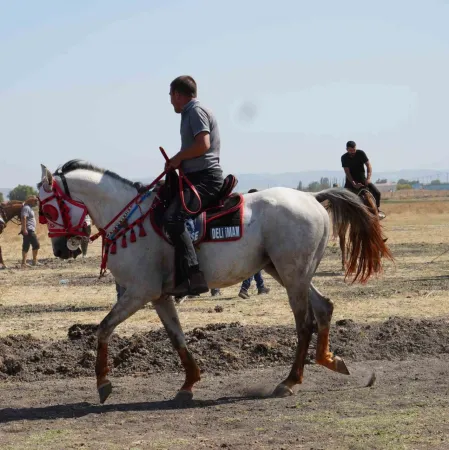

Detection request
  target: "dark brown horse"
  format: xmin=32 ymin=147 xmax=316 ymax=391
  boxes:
xmin=338 ymin=187 xmax=387 ymax=272
xmin=0 ymin=200 xmax=23 ymax=268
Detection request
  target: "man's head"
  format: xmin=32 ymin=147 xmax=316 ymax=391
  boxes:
xmin=169 ymin=75 xmax=197 ymax=114
xmin=24 ymin=195 xmax=38 ymax=207
xmin=346 ymin=140 xmax=357 ymax=157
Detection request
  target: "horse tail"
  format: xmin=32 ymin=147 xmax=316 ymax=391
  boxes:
xmin=313 ymin=187 xmax=393 ymax=283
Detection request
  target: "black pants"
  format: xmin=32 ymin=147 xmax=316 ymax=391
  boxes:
xmin=22 ymin=231 xmax=40 ymax=252
xmin=81 ymin=224 xmax=91 ymax=256
xmin=345 ymin=181 xmax=381 ymax=209
xmin=163 ymin=169 xmax=223 ymax=277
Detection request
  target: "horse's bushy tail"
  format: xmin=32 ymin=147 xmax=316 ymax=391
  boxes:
xmin=313 ymin=188 xmax=393 ymax=283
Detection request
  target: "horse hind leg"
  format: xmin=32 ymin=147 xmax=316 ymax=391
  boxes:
xmin=265 ymin=263 xmax=348 ymax=373
xmin=309 ymin=283 xmax=349 ymax=375
xmin=273 ymin=282 xmax=314 ymax=397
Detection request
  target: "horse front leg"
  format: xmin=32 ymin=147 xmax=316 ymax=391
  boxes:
xmin=153 ymin=296 xmax=201 ymax=402
xmin=95 ymin=290 xmax=150 ymax=403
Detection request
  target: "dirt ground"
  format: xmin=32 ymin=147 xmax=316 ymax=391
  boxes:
xmin=0 ymin=198 xmax=449 ymax=449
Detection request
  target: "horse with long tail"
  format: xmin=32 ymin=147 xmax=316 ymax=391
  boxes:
xmin=37 ymin=160 xmax=392 ymax=404
xmin=0 ymin=200 xmax=23 ymax=268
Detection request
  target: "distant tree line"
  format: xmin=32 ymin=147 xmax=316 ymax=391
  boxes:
xmin=7 ymin=185 xmax=38 ymax=201
xmin=297 ymin=177 xmax=341 ymax=192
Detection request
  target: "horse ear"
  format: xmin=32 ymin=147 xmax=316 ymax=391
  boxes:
xmin=40 ymin=164 xmax=53 ymax=192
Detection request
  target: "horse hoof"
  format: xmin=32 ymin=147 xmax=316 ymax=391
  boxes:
xmin=272 ymin=383 xmax=294 ymax=398
xmin=98 ymin=381 xmax=112 ymax=404
xmin=335 ymin=356 xmax=350 ymax=375
xmin=174 ymin=389 xmax=193 ymax=404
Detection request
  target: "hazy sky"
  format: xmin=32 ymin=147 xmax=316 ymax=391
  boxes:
xmin=1 ymin=0 xmax=448 ymax=186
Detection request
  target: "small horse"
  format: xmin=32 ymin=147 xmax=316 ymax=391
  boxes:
xmin=38 ymin=160 xmax=392 ymax=404
xmin=0 ymin=200 xmax=23 ymax=268
xmin=338 ymin=187 xmax=386 ymax=271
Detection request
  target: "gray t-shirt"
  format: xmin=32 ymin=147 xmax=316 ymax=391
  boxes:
xmin=21 ymin=205 xmax=36 ymax=232
xmin=180 ymin=99 xmax=221 ymax=174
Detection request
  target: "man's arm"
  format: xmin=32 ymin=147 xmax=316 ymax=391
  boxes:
xmin=166 ymin=132 xmax=210 ymax=170
xmin=343 ymin=167 xmax=355 ymax=185
xmin=166 ymin=107 xmax=211 ymax=170
xmin=178 ymin=131 xmax=210 ymax=161
xmin=343 ymin=167 xmax=364 ymax=188
xmin=365 ymin=160 xmax=372 ymax=184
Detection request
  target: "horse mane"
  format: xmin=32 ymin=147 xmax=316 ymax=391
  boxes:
xmin=37 ymin=159 xmax=139 ymax=190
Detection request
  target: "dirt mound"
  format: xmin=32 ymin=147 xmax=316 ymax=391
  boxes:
xmin=1 ymin=318 xmax=448 ymax=381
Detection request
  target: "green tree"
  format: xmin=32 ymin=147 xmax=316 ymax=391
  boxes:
xmin=397 ymin=178 xmax=418 ymax=186
xmin=0 ymin=192 xmax=4 ymax=203
xmin=320 ymin=177 xmax=330 ymax=189
xmin=397 ymin=183 xmax=412 ymax=190
xmin=430 ymin=179 xmax=441 ymax=185
xmin=376 ymin=178 xmax=388 ymax=184
xmin=297 ymin=181 xmax=303 ymax=191
xmin=8 ymin=185 xmax=38 ymax=201
xmin=307 ymin=181 xmax=321 ymax=192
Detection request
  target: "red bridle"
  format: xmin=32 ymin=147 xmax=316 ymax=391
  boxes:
xmin=39 ymin=179 xmax=90 ymax=238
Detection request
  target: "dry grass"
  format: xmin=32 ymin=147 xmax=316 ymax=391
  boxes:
xmin=0 ymin=200 xmax=448 ymax=339
xmin=382 ymin=189 xmax=449 ymax=200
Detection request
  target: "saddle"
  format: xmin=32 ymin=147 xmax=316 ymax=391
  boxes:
xmin=149 ymin=172 xmax=244 ymax=288
xmin=150 ymin=171 xmax=244 ymax=247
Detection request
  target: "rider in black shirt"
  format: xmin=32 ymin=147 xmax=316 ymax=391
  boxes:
xmin=341 ymin=141 xmax=381 ymax=213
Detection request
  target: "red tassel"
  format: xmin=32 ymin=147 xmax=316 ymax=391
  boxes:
xmin=130 ymin=228 xmax=136 ymax=243
xmin=110 ymin=242 xmax=117 ymax=255
xmin=139 ymin=221 xmax=147 ymax=237
xmin=121 ymin=234 xmax=127 ymax=248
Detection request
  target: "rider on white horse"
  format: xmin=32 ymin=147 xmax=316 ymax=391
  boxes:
xmin=163 ymin=76 xmax=224 ymax=297
xmin=341 ymin=140 xmax=382 ymax=215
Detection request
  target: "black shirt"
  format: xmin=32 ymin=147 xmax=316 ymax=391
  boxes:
xmin=341 ymin=150 xmax=369 ymax=184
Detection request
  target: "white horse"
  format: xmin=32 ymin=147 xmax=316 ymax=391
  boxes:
xmin=38 ymin=160 xmax=392 ymax=404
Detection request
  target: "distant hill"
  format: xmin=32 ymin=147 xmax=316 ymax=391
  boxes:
xmin=2 ymin=168 xmax=448 ymax=199
xmin=137 ymin=169 xmax=449 ymax=193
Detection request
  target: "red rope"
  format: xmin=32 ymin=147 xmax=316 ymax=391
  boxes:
xmin=90 ymin=169 xmax=167 ymax=243
xmin=159 ymin=146 xmax=202 ymax=215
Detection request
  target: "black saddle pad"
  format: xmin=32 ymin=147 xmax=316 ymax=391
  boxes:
xmin=150 ymin=193 xmax=243 ymax=246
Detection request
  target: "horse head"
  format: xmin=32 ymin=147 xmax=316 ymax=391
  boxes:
xmin=38 ymin=164 xmax=86 ymax=260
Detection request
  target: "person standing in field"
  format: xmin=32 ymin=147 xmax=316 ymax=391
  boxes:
xmin=20 ymin=196 xmax=41 ymax=268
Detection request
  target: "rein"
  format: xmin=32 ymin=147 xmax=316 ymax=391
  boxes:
xmin=159 ymin=147 xmax=202 ymax=215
